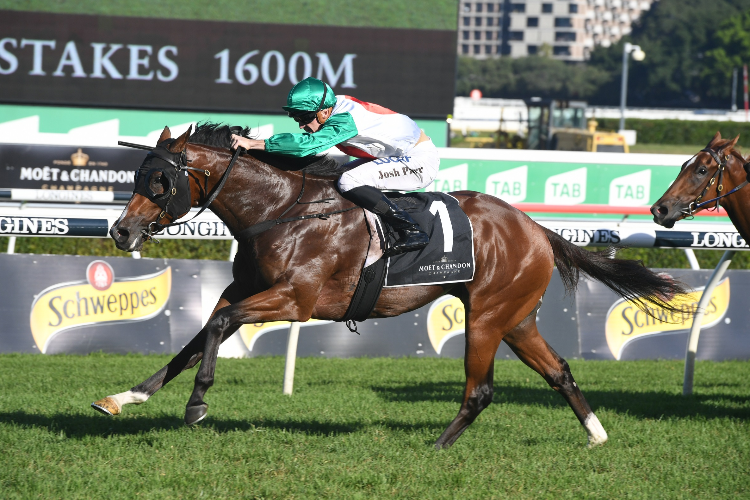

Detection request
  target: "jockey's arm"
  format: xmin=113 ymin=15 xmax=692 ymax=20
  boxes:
xmin=232 ymin=113 xmax=358 ymax=157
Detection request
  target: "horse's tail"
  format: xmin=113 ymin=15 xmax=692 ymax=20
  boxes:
xmin=543 ymin=227 xmax=689 ymax=313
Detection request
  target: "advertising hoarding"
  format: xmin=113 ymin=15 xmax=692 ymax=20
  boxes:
xmin=1 ymin=254 xmax=748 ymax=361
xmin=0 ymin=11 xmax=456 ymax=118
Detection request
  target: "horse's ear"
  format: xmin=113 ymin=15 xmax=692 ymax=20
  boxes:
xmin=717 ymin=134 xmax=740 ymax=155
xmin=707 ymin=131 xmax=722 ymax=148
xmin=169 ymin=125 xmax=192 ymax=152
xmin=157 ymin=126 xmax=171 ymax=144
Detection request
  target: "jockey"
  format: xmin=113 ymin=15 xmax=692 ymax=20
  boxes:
xmin=230 ymin=77 xmax=439 ymax=256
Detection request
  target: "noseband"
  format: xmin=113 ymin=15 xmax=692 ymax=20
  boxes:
xmin=682 ymin=147 xmax=749 ymax=218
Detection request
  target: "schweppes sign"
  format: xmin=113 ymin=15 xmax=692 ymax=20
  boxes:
xmin=30 ymin=261 xmax=171 ymax=353
xmin=426 ymin=295 xmax=465 ymax=354
xmin=605 ymin=278 xmax=730 ymax=360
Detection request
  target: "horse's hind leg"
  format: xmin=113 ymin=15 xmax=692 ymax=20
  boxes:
xmin=502 ymin=315 xmax=608 ymax=448
xmin=434 ymin=303 xmax=503 ymax=449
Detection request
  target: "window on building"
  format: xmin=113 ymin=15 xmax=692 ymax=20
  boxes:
xmin=474 ymin=31 xmax=482 ymax=40
xmin=476 ymin=2 xmax=483 ymax=12
xmin=474 ymin=44 xmax=481 ymax=54
xmin=510 ymin=3 xmax=525 ymax=13
xmin=527 ymin=16 xmax=539 ymax=27
xmin=486 ymin=31 xmax=494 ymax=40
xmin=509 ymin=31 xmax=524 ymax=41
xmin=569 ymin=3 xmax=578 ymax=14
xmin=487 ymin=3 xmax=494 ymax=13
xmin=462 ymin=31 xmax=470 ymax=40
xmin=528 ymin=45 xmax=539 ymax=55
xmin=555 ymin=31 xmax=576 ymax=42
xmin=475 ymin=16 xmax=483 ymax=26
xmin=463 ymin=17 xmax=471 ymax=26
xmin=463 ymin=2 xmax=471 ymax=12
xmin=462 ymin=44 xmax=469 ymax=54
xmin=487 ymin=17 xmax=494 ymax=26
xmin=553 ymin=45 xmax=571 ymax=56
xmin=555 ymin=17 xmax=573 ymax=28
xmin=542 ymin=3 xmax=553 ymax=13
xmin=485 ymin=45 xmax=493 ymax=54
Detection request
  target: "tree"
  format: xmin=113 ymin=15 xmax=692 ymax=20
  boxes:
xmin=588 ymin=0 xmax=750 ymax=107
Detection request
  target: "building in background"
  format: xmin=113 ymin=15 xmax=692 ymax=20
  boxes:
xmin=458 ymin=0 xmax=657 ymax=61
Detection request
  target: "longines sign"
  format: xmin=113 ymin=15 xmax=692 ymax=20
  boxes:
xmin=0 ymin=11 xmax=456 ymax=117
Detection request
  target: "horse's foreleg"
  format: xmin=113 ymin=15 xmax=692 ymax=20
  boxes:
xmin=184 ymin=283 xmax=309 ymax=425
xmin=92 ymin=292 xmax=239 ymax=416
xmin=503 ymin=315 xmax=608 ymax=448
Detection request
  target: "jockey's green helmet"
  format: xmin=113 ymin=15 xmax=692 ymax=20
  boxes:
xmin=282 ymin=77 xmax=337 ymax=113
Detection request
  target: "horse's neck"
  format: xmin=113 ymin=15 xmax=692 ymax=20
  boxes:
xmin=196 ymin=148 xmax=339 ymax=235
xmin=719 ymin=164 xmax=750 ymax=243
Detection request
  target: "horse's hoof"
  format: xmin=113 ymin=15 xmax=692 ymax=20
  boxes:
xmin=91 ymin=397 xmax=120 ymax=416
xmin=185 ymin=404 xmax=208 ymax=425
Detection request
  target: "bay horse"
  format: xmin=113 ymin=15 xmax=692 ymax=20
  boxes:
xmin=652 ymin=132 xmax=750 ymax=238
xmin=93 ymin=123 xmax=684 ymax=449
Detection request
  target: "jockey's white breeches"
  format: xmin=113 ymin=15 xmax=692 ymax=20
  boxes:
xmin=337 ymin=139 xmax=440 ymax=193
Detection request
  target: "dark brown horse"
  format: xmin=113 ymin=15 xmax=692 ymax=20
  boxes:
xmin=652 ymin=132 xmax=750 ymax=238
xmin=93 ymin=123 xmax=684 ymax=449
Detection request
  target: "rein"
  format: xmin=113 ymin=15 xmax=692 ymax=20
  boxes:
xmin=682 ymin=147 xmax=750 ymax=218
xmin=235 ymin=171 xmax=359 ymax=240
xmin=121 ymin=139 xmax=358 ymax=243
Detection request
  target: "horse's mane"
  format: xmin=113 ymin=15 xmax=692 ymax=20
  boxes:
xmin=188 ymin=122 xmax=343 ymax=179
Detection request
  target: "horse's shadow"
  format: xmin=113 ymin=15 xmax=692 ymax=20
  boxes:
xmin=1 ymin=381 xmax=745 ymax=440
xmin=0 ymin=410 xmax=449 ymax=440
xmin=369 ymin=381 xmax=750 ymax=420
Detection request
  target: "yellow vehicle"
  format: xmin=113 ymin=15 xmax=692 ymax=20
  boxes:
xmin=525 ymin=98 xmax=629 ymax=153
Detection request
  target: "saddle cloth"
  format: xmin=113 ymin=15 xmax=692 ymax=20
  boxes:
xmin=377 ymin=192 xmax=475 ymax=287
xmin=342 ymin=192 xmax=474 ymax=323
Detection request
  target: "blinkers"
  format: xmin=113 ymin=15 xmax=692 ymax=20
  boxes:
xmin=133 ymin=140 xmax=193 ymax=221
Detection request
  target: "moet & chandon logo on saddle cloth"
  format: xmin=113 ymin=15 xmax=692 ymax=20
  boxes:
xmin=30 ymin=261 xmax=171 ymax=353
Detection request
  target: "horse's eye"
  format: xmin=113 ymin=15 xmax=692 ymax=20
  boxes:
xmin=148 ymin=171 xmax=169 ymax=195
xmin=697 ymin=167 xmax=707 ymax=175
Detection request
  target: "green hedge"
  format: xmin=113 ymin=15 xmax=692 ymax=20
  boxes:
xmin=596 ymin=117 xmax=750 ymax=148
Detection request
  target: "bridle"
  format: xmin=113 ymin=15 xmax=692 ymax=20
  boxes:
xmin=681 ymin=147 xmax=749 ymax=218
xmin=119 ymin=138 xmax=240 ymax=243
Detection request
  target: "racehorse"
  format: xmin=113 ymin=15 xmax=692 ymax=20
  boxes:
xmin=93 ymin=123 xmax=685 ymax=449
xmin=651 ymin=132 xmax=750 ymax=239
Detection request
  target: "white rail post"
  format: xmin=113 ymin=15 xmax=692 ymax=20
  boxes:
xmin=683 ymin=249 xmax=700 ymax=270
xmin=6 ymin=236 xmax=15 ymax=254
xmin=282 ymin=322 xmax=301 ymax=395
xmin=683 ymin=250 xmax=735 ymax=396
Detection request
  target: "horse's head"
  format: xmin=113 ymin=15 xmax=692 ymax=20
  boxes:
xmin=111 ymin=126 xmax=198 ymax=251
xmin=651 ymin=132 xmax=745 ymax=228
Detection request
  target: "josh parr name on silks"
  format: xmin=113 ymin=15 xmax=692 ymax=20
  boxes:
xmin=376 ymin=164 xmax=424 ymax=180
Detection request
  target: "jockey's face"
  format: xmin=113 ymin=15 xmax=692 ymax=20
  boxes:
xmin=294 ymin=107 xmax=332 ymax=133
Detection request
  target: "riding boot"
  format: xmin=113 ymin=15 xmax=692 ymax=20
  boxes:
xmin=340 ymin=185 xmax=429 ymax=257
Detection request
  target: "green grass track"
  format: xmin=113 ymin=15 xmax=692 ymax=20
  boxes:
xmin=0 ymin=355 xmax=748 ymax=498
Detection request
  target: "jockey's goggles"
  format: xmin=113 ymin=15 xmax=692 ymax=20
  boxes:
xmin=289 ymin=110 xmax=318 ymax=124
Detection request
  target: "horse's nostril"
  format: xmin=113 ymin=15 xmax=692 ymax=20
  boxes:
xmin=112 ymin=227 xmax=129 ymax=242
xmin=658 ymin=206 xmax=668 ymax=216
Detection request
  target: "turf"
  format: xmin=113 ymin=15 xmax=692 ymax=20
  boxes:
xmin=0 ymin=355 xmax=747 ymax=499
